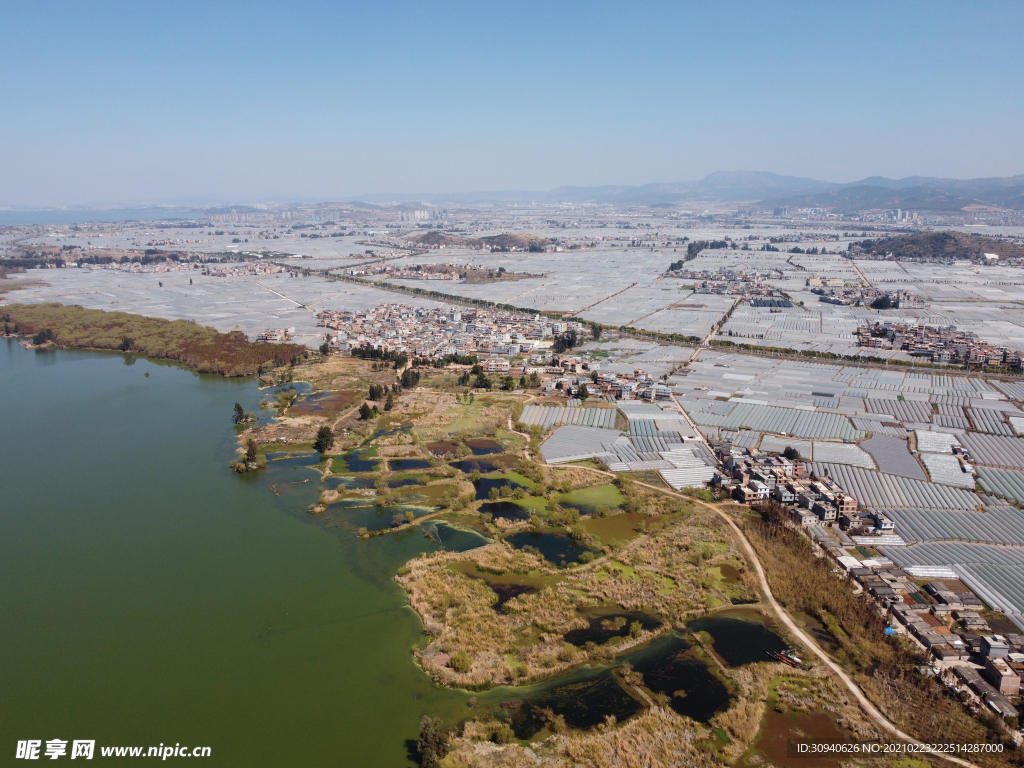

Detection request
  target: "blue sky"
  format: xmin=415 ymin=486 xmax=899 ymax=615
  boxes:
xmin=1 ymin=1 xmax=1022 ymax=205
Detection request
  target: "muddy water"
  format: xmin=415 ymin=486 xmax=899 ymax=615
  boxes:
xmin=426 ymin=440 xmax=459 ymax=456
xmin=465 ymin=438 xmax=504 ymax=455
xmin=581 ymin=512 xmax=647 ymax=544
xmin=744 ymin=709 xmax=852 ymax=768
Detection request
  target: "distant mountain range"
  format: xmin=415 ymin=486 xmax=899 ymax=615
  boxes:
xmin=357 ymin=171 xmax=1024 ymax=211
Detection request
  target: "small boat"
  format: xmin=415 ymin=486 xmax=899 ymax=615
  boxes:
xmin=765 ymin=648 xmax=801 ymax=667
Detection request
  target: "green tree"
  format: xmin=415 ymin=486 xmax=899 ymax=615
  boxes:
xmin=319 ymin=342 xmax=330 ymax=355
xmin=629 ymin=620 xmax=643 ymax=639
xmin=492 ymin=723 xmax=515 ymax=745
xmin=32 ymin=328 xmax=55 ymax=345
xmin=368 ymin=383 xmax=385 ymax=401
xmin=120 ymin=336 xmax=134 ymax=351
xmin=233 ymin=403 xmax=246 ymax=424
xmin=314 ymin=425 xmax=335 ymax=454
xmin=578 ymin=383 xmax=590 ymax=400
xmin=245 ymin=438 xmax=258 ymax=463
xmin=417 ymin=717 xmax=451 ymax=768
xmin=384 ymin=391 xmax=395 ymax=411
xmin=359 ymin=403 xmax=373 ymax=420
xmin=783 ymin=446 xmax=800 ymax=460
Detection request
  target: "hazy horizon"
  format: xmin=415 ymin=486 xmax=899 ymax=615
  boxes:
xmin=2 ymin=1 xmax=1023 ymax=207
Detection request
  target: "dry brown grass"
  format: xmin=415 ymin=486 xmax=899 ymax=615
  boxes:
xmin=565 ymin=505 xmax=755 ymax=624
xmin=398 ymin=544 xmax=585 ymax=686
xmin=548 ymin=467 xmax=606 ymax=490
xmin=444 ymin=708 xmax=716 ymax=768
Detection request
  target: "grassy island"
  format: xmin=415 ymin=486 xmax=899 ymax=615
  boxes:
xmin=2 ymin=303 xmax=308 ymax=376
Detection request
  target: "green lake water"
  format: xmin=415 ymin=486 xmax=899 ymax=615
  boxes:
xmin=0 ymin=341 xmax=472 ymax=765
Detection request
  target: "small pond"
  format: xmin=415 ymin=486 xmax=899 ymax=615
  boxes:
xmin=426 ymin=441 xmax=459 ymax=457
xmin=323 ymin=475 xmax=376 ymax=491
xmin=465 ymin=438 xmax=504 ymax=455
xmin=478 ymin=501 xmax=532 ymax=522
xmin=344 ymin=451 xmax=379 ymax=473
xmin=629 ymin=634 xmax=732 ymax=722
xmin=266 ymin=381 xmax=313 ymax=395
xmin=366 ymin=424 xmax=410 ymax=442
xmin=563 ymin=611 xmax=662 ymax=647
xmin=325 ymin=500 xmax=432 ymax=532
xmin=505 ymin=531 xmax=592 ymax=566
xmin=452 ymin=458 xmax=498 ymax=473
xmin=388 ymin=458 xmax=432 ymax=471
xmin=497 ymin=631 xmax=730 ymax=739
xmin=506 ymin=672 xmax=643 ymax=739
xmin=581 ymin=513 xmax=647 ymax=544
xmin=744 ymin=709 xmax=852 ymax=768
xmin=420 ymin=522 xmax=491 ymax=552
xmin=687 ymin=613 xmax=788 ymax=666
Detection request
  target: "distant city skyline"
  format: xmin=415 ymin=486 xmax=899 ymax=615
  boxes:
xmin=1 ymin=1 xmax=1022 ymax=206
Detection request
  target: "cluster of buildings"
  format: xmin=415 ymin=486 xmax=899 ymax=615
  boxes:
xmin=669 ymin=267 xmax=783 ymax=297
xmin=803 ymin=528 xmax=1022 ymax=718
xmin=72 ymin=260 xmax=198 ymax=273
xmin=202 ymin=262 xmax=284 ymax=278
xmin=315 ymin=303 xmax=588 ymax=360
xmin=593 ymin=370 xmax=674 ymax=402
xmin=794 ymin=509 xmax=1024 ymax=719
xmin=715 ymin=447 xmax=859 ymax=518
xmin=256 ymin=328 xmax=294 ymax=342
xmin=370 ymin=264 xmax=460 ymax=280
xmin=890 ymin=580 xmax=1023 ymax=717
xmin=813 ymin=285 xmax=924 ymax=308
xmin=856 ymin=321 xmax=1023 ymax=366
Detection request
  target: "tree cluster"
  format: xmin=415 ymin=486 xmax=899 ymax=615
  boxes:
xmin=2 ymin=304 xmax=305 ymax=376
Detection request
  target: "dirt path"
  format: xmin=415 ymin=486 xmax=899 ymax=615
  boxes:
xmin=549 ymin=463 xmax=979 ymax=767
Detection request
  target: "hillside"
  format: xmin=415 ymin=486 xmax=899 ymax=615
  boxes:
xmin=847 ymin=231 xmax=1024 ymax=261
xmin=763 ymin=175 xmax=1024 ymax=212
xmin=407 ymin=231 xmax=471 ymax=248
xmin=361 ymin=173 xmax=1024 ymax=208
xmin=407 ymin=231 xmax=551 ymax=251
xmin=475 ymin=233 xmax=551 ymax=251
